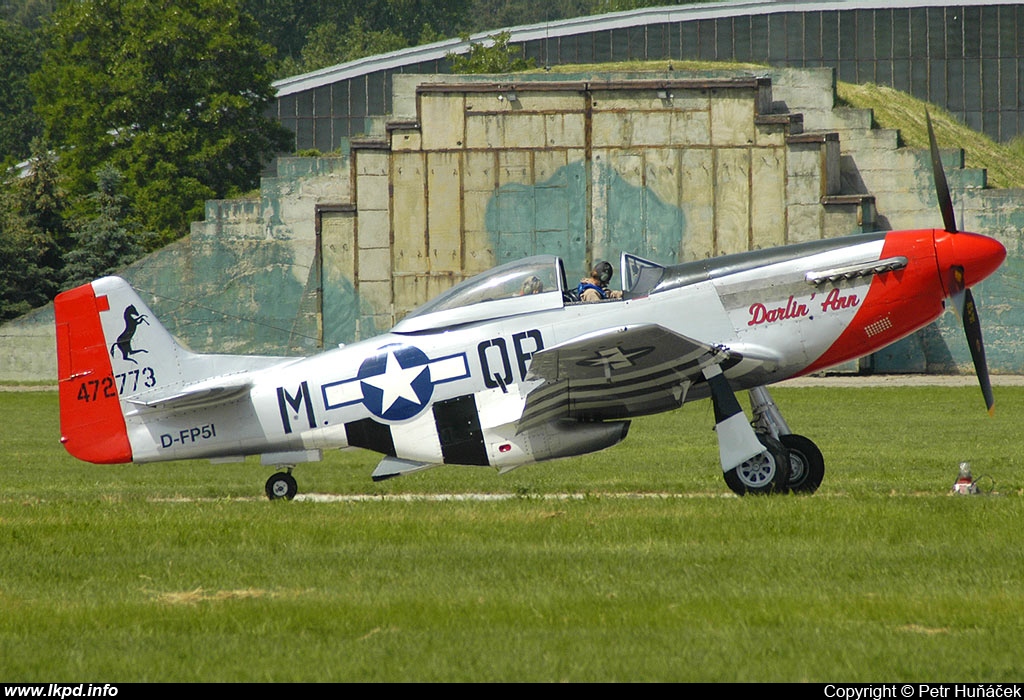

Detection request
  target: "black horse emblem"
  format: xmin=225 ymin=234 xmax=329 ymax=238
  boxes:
xmin=110 ymin=305 xmax=150 ymax=364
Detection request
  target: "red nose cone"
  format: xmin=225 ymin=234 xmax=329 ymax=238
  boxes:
xmin=935 ymin=230 xmax=1006 ymax=294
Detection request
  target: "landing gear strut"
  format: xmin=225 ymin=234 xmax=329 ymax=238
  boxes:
xmin=703 ymin=364 xmax=825 ymax=496
xmin=260 ymin=450 xmax=321 ymax=501
xmin=749 ymin=385 xmax=825 ymax=494
xmin=265 ymin=469 xmax=298 ymax=501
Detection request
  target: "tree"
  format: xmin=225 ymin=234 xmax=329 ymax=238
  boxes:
xmin=447 ymin=31 xmax=536 ymax=73
xmin=0 ymin=0 xmax=57 ymax=31
xmin=278 ymin=16 xmax=411 ymax=76
xmin=16 ymin=138 xmax=69 ymax=272
xmin=245 ymin=0 xmax=470 ymax=70
xmin=61 ymin=166 xmax=144 ymax=290
xmin=0 ymin=205 xmax=56 ymax=321
xmin=32 ymin=0 xmax=291 ymax=246
xmin=0 ymin=137 xmax=69 ymax=321
xmin=0 ymin=18 xmax=41 ymax=164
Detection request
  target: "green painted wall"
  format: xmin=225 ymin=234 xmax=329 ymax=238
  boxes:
xmin=485 ymin=160 xmax=687 ymax=278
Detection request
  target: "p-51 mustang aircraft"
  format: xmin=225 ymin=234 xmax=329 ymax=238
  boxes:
xmin=55 ymin=114 xmax=1006 ymax=498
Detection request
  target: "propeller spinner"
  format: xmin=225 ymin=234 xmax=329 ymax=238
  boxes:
xmin=926 ymin=109 xmax=1005 ymax=414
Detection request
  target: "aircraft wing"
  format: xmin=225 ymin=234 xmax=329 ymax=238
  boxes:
xmin=520 ymin=324 xmax=740 ymax=428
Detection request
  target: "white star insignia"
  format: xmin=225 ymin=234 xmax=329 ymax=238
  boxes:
xmin=581 ymin=347 xmax=648 ymax=369
xmin=361 ymin=352 xmax=426 ymax=413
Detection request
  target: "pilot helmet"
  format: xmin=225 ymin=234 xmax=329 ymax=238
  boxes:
xmin=593 ymin=260 xmax=613 ymax=285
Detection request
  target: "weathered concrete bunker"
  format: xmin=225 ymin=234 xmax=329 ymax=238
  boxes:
xmin=3 ymin=67 xmax=1021 ymax=380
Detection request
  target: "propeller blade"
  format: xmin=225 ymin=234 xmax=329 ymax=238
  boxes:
xmin=961 ymin=287 xmax=995 ymax=415
xmin=926 ymin=109 xmax=958 ymax=234
xmin=949 ymin=265 xmax=966 ymax=317
xmin=927 ymin=110 xmax=999 ymax=413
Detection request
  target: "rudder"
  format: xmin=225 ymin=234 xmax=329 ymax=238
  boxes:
xmin=54 ymin=276 xmax=184 ymax=464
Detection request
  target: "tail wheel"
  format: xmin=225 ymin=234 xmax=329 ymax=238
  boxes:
xmin=780 ymin=434 xmax=825 ymax=494
xmin=724 ymin=434 xmax=791 ymax=496
xmin=265 ymin=471 xmax=298 ymax=501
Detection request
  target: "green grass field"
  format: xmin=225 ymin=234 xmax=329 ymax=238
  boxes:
xmin=2 ymin=385 xmax=1023 ymax=682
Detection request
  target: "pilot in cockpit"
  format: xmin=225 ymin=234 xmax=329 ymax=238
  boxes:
xmin=577 ymin=261 xmax=623 ymax=302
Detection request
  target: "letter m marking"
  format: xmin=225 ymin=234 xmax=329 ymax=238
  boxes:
xmin=277 ymin=381 xmax=316 ymax=434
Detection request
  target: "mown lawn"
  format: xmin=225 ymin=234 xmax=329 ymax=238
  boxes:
xmin=1 ymin=386 xmax=1022 ymax=681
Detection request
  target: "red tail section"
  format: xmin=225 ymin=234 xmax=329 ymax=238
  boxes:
xmin=54 ymin=282 xmax=132 ymax=464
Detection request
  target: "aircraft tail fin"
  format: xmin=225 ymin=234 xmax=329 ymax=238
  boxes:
xmin=54 ymin=276 xmax=189 ymax=464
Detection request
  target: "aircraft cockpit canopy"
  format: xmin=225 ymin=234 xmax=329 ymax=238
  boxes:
xmin=391 ymin=253 xmax=667 ymax=333
xmin=620 ymin=252 xmax=665 ymax=299
xmin=392 ymin=255 xmax=568 ymax=333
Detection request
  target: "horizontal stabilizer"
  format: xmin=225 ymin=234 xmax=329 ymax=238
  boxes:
xmin=125 ymin=376 xmax=254 ymax=409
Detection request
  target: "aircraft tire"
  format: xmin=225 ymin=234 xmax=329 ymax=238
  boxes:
xmin=780 ymin=434 xmax=825 ymax=494
xmin=265 ymin=471 xmax=298 ymax=501
xmin=724 ymin=434 xmax=791 ymax=496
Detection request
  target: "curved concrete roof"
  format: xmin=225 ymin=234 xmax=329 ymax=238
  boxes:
xmin=273 ymin=0 xmax=1022 ymax=98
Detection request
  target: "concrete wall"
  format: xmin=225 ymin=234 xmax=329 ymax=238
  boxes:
xmin=380 ymin=71 xmax=865 ymax=325
xmin=2 ymin=66 xmax=1019 ymax=381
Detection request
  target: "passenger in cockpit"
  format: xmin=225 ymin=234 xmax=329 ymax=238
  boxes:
xmin=519 ymin=276 xmax=543 ymax=295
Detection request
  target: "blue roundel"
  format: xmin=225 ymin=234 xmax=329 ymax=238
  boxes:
xmin=357 ymin=344 xmax=434 ymax=421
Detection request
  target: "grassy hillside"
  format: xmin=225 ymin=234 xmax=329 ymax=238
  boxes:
xmin=836 ymin=81 xmax=1024 ymax=189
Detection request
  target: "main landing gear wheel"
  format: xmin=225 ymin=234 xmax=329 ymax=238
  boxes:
xmin=724 ymin=434 xmax=791 ymax=496
xmin=265 ymin=471 xmax=298 ymax=501
xmin=780 ymin=434 xmax=825 ymax=494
